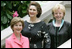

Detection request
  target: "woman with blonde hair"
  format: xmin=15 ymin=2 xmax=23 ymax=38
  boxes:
xmin=47 ymin=4 xmax=71 ymax=48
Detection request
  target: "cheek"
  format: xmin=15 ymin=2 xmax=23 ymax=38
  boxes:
xmin=20 ymin=27 xmax=23 ymax=30
xmin=13 ymin=27 xmax=17 ymax=31
xmin=61 ymin=14 xmax=64 ymax=17
xmin=36 ymin=12 xmax=38 ymax=15
xmin=60 ymin=14 xmax=64 ymax=18
xmin=28 ymin=10 xmax=30 ymax=13
xmin=21 ymin=27 xmax=23 ymax=30
xmin=19 ymin=26 xmax=22 ymax=30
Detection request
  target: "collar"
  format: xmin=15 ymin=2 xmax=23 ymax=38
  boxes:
xmin=12 ymin=33 xmax=24 ymax=45
xmin=52 ymin=19 xmax=64 ymax=30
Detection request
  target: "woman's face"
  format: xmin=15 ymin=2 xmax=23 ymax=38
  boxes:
xmin=54 ymin=9 xmax=64 ymax=21
xmin=13 ymin=22 xmax=23 ymax=34
xmin=28 ymin=5 xmax=38 ymax=18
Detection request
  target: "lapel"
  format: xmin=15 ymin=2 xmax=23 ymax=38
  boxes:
xmin=12 ymin=33 xmax=24 ymax=46
xmin=52 ymin=19 xmax=64 ymax=31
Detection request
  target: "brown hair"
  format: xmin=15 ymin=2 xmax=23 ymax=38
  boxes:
xmin=10 ymin=17 xmax=24 ymax=31
xmin=27 ymin=1 xmax=42 ymax=18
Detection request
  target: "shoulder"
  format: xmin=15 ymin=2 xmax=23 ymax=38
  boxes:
xmin=24 ymin=21 xmax=29 ymax=25
xmin=47 ymin=22 xmax=53 ymax=26
xmin=24 ymin=21 xmax=27 ymax=23
xmin=5 ymin=35 xmax=13 ymax=42
xmin=22 ymin=36 xmax=29 ymax=43
xmin=22 ymin=36 xmax=29 ymax=40
xmin=40 ymin=21 xmax=46 ymax=25
xmin=64 ymin=21 xmax=71 ymax=25
xmin=47 ymin=22 xmax=53 ymax=30
xmin=64 ymin=21 xmax=71 ymax=27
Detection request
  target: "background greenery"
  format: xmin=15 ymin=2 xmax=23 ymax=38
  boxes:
xmin=1 ymin=1 xmax=30 ymax=31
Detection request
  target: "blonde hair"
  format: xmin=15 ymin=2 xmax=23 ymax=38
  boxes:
xmin=10 ymin=17 xmax=24 ymax=30
xmin=52 ymin=4 xmax=65 ymax=16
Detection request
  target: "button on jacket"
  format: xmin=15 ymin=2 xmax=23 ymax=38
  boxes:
xmin=5 ymin=33 xmax=29 ymax=48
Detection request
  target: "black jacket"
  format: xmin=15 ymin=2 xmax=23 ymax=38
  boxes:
xmin=47 ymin=21 xmax=71 ymax=48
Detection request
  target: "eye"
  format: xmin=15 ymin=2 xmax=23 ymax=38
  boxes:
xmin=30 ymin=9 xmax=32 ymax=10
xmin=29 ymin=9 xmax=32 ymax=10
xmin=33 ymin=9 xmax=36 ymax=11
xmin=19 ymin=25 xmax=22 ymax=26
xmin=54 ymin=13 xmax=57 ymax=14
xmin=15 ymin=24 xmax=18 ymax=26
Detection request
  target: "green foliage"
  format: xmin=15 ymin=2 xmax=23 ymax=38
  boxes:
xmin=1 ymin=1 xmax=30 ymax=31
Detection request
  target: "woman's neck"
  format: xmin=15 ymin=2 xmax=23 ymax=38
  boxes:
xmin=29 ymin=17 xmax=41 ymax=23
xmin=14 ymin=33 xmax=20 ymax=41
xmin=55 ymin=20 xmax=61 ymax=27
xmin=30 ymin=17 xmax=37 ymax=22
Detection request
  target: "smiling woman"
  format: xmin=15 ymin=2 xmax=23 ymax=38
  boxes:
xmin=21 ymin=1 xmax=51 ymax=48
xmin=47 ymin=4 xmax=71 ymax=48
xmin=5 ymin=17 xmax=29 ymax=48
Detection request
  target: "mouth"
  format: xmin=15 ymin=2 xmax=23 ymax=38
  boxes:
xmin=30 ymin=12 xmax=35 ymax=15
xmin=56 ymin=17 xmax=61 ymax=18
xmin=16 ymin=29 xmax=21 ymax=31
xmin=30 ymin=14 xmax=34 ymax=15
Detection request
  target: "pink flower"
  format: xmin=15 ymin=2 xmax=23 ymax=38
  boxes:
xmin=13 ymin=11 xmax=19 ymax=17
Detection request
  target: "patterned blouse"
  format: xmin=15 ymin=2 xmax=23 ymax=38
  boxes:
xmin=21 ymin=21 xmax=51 ymax=48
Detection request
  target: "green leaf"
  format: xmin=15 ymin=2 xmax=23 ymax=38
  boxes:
xmin=7 ymin=2 xmax=12 ymax=9
xmin=2 ymin=16 xmax=8 ymax=24
xmin=1 ymin=1 xmax=6 ymax=7
xmin=22 ymin=10 xmax=27 ymax=14
xmin=1 ymin=1 xmax=30 ymax=30
xmin=7 ymin=13 xmax=12 ymax=19
xmin=22 ymin=6 xmax=26 ymax=9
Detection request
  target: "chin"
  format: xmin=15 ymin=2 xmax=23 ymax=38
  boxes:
xmin=56 ymin=18 xmax=61 ymax=20
xmin=57 ymin=19 xmax=61 ymax=21
xmin=17 ymin=31 xmax=21 ymax=33
xmin=30 ymin=15 xmax=34 ymax=17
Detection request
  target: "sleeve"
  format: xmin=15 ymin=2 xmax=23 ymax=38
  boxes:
xmin=47 ymin=23 xmax=51 ymax=30
xmin=67 ymin=23 xmax=71 ymax=39
xmin=27 ymin=38 xmax=30 ymax=48
xmin=41 ymin=22 xmax=51 ymax=48
xmin=5 ymin=39 xmax=12 ymax=48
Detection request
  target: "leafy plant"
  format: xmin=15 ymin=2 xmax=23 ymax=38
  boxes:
xmin=1 ymin=1 xmax=30 ymax=31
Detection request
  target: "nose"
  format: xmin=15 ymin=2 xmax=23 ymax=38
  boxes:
xmin=57 ymin=13 xmax=60 ymax=16
xmin=17 ymin=26 xmax=20 ymax=28
xmin=56 ymin=13 xmax=60 ymax=17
